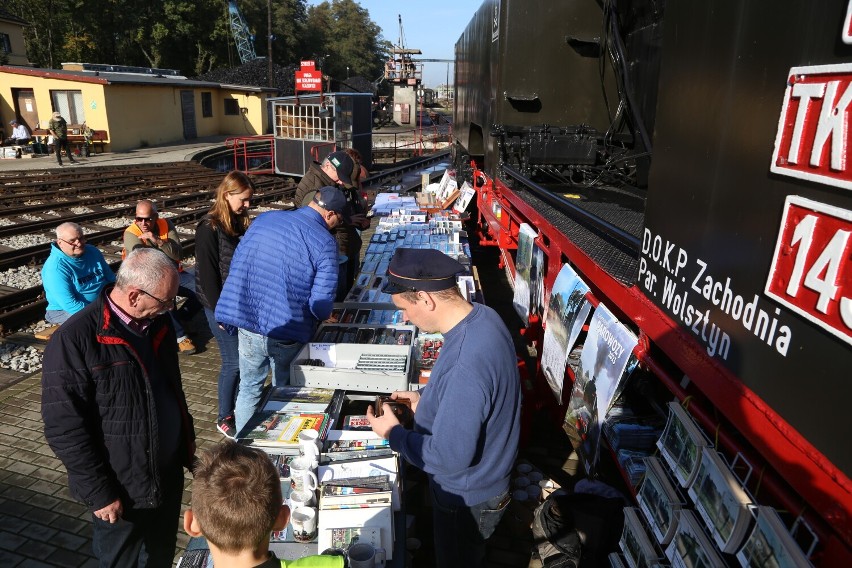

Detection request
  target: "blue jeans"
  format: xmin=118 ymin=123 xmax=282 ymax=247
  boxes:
xmin=204 ymin=308 xmax=240 ymax=421
xmin=45 ymin=309 xmax=72 ymax=325
xmin=91 ymin=465 xmax=183 ymax=568
xmin=430 ymin=481 xmax=510 ymax=568
xmin=168 ymin=311 xmax=186 ymax=341
xmin=234 ymin=329 xmax=303 ymax=432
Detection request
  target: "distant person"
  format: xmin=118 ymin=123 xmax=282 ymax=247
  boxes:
xmin=42 ymin=248 xmax=196 ymax=568
xmin=216 ymin=186 xmax=344 ymax=433
xmin=341 ymin=148 xmax=371 ymax=293
xmin=195 ymin=171 xmax=254 ymax=438
xmin=367 ymin=248 xmax=522 ymax=568
xmin=124 ymin=199 xmax=197 ymax=354
xmin=184 ymin=441 xmax=343 ymax=568
xmin=41 ymin=222 xmax=115 ymax=325
xmin=48 ymin=111 xmax=76 ymax=166
xmin=4 ymin=119 xmax=30 ymax=145
xmin=295 ymin=150 xmax=369 ymax=300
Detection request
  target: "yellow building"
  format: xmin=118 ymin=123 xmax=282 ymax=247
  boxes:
xmin=0 ymin=8 xmax=31 ymax=68
xmin=0 ymin=63 xmax=275 ymax=152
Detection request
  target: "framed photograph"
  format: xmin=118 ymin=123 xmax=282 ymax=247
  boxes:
xmin=736 ymin=506 xmax=814 ymax=568
xmin=688 ymin=447 xmax=753 ymax=554
xmin=656 ymin=402 xmax=711 ymax=488
xmin=666 ymin=509 xmax=726 ymax=568
xmin=637 ymin=456 xmax=686 ymax=546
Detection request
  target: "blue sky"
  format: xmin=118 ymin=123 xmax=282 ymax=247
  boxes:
xmin=307 ymin=0 xmax=480 ymax=88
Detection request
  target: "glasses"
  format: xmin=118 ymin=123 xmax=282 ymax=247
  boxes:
xmin=58 ymin=236 xmax=85 ymax=246
xmin=135 ymin=216 xmax=155 ymax=223
xmin=139 ymin=289 xmax=176 ymax=309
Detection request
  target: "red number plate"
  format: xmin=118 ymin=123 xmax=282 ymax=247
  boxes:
xmin=765 ymin=196 xmax=852 ymax=346
xmin=770 ymin=63 xmax=852 ymax=191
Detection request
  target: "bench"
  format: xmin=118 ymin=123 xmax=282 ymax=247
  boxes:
xmin=32 ymin=127 xmax=110 ymax=155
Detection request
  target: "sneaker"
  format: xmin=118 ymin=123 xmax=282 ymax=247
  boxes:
xmin=217 ymin=416 xmax=237 ymax=439
xmin=177 ymin=337 xmax=196 ymax=355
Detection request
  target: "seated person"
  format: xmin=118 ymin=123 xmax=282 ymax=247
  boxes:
xmin=41 ymin=222 xmax=115 ymax=325
xmin=184 ymin=441 xmax=344 ymax=568
xmin=4 ymin=119 xmax=30 ymax=146
xmin=124 ymin=199 xmax=198 ymax=354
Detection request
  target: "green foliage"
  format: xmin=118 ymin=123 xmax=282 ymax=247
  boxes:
xmin=3 ymin=0 xmax=387 ymax=82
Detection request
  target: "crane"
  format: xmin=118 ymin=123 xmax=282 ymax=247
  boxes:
xmin=228 ymin=1 xmax=257 ymax=64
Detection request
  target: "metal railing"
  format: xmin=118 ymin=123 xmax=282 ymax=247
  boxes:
xmin=225 ymin=135 xmax=275 ymax=174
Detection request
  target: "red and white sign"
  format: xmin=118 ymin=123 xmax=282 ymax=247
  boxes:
xmin=844 ymin=1 xmax=852 ymax=44
xmin=765 ymin=195 xmax=852 ymax=346
xmin=770 ymin=63 xmax=852 ymax=191
xmin=295 ymin=70 xmax=322 ymax=92
xmin=300 ymin=60 xmax=316 ymax=70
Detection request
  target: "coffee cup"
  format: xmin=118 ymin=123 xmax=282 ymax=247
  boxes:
xmin=348 ymin=541 xmax=386 ymax=568
xmin=290 ymin=506 xmax=317 ymax=543
xmin=290 ymin=488 xmax=316 ymax=509
xmin=290 ymin=456 xmax=318 ymax=492
xmin=298 ymin=429 xmax=322 ymax=465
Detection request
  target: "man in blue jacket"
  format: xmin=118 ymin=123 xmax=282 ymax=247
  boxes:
xmin=42 ymin=222 xmax=115 ymax=324
xmin=367 ymin=248 xmax=522 ymax=568
xmin=216 ymin=186 xmax=345 ymax=433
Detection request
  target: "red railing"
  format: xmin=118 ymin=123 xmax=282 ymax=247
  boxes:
xmin=225 ymin=135 xmax=275 ymax=175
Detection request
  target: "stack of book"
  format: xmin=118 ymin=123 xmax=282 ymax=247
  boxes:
xmin=237 ymin=386 xmax=340 ymax=453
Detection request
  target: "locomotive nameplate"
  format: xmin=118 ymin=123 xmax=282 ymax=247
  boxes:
xmin=771 ymin=63 xmax=852 ymax=191
xmin=765 ymin=195 xmax=852 ymax=347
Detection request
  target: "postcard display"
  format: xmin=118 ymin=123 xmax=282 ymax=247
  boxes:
xmin=291 ymin=208 xmax=472 ymax=393
xmin=611 ymin=400 xmax=817 ymax=567
xmin=227 ymin=386 xmax=404 ymax=563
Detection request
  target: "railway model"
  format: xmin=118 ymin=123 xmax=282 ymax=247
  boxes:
xmin=453 ymin=0 xmax=851 ymax=565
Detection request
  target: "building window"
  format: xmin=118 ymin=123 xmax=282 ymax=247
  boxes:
xmin=224 ymin=99 xmax=240 ymax=116
xmin=50 ymin=90 xmax=85 ymax=124
xmin=0 ymin=34 xmax=11 ymax=53
xmin=201 ymin=92 xmax=212 ymax=117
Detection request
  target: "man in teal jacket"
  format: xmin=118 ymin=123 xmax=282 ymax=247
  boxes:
xmin=41 ymin=222 xmax=115 ymax=324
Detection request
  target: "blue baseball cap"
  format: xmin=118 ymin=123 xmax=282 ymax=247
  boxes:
xmin=312 ymin=186 xmax=347 ymax=215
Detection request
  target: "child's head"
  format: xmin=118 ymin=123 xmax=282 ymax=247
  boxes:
xmin=186 ymin=441 xmax=288 ymax=554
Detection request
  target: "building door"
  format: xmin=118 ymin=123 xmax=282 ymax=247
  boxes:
xmin=12 ymin=89 xmax=38 ymax=133
xmin=180 ymin=90 xmax=197 ymax=140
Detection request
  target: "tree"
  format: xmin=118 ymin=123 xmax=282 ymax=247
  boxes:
xmin=304 ymin=0 xmax=387 ymax=82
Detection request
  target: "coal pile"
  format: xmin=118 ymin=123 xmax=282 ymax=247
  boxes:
xmin=334 ymin=76 xmax=376 ymax=94
xmin=194 ymin=59 xmax=299 ymax=94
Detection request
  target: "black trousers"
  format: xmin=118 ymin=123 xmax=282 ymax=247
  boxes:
xmin=54 ymin=137 xmax=75 ymax=163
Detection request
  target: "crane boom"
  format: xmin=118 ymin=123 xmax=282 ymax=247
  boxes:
xmin=228 ymin=1 xmax=257 ymax=64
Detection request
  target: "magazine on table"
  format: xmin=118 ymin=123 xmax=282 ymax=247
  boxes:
xmin=261 ymin=385 xmax=338 ymax=414
xmin=619 ymin=507 xmax=661 ymax=568
xmin=636 ymin=456 xmax=686 ymax=546
xmin=665 ymin=509 xmax=726 ymax=568
xmin=238 ymin=410 xmax=330 ymax=451
xmin=736 ymin=506 xmax=814 ymax=568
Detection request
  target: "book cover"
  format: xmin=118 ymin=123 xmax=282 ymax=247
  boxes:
xmin=620 ymin=507 xmax=661 ymax=568
xmin=637 ymin=456 xmax=685 ymax=546
xmin=688 ymin=447 xmax=754 ymax=554
xmin=512 ymin=223 xmax=537 ymax=326
xmin=325 ymin=527 xmax=382 ymax=551
xmin=239 ymin=411 xmax=329 ymax=448
xmin=342 ymin=415 xmax=372 ymax=431
xmin=317 ymin=504 xmax=393 ymax=560
xmin=666 ymin=510 xmax=726 ymax=568
xmin=541 ymin=263 xmax=592 ymax=403
xmin=262 ymin=386 xmax=336 ymax=414
xmin=563 ymin=303 xmax=638 ymax=476
xmin=736 ymin=506 xmax=814 ymax=568
xmin=656 ymin=402 xmax=711 ymax=488
xmin=326 ymin=438 xmax=390 ymax=452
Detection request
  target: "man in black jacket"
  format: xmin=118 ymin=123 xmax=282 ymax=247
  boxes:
xmin=41 ymin=248 xmax=196 ymax=568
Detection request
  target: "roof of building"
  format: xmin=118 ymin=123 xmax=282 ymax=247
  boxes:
xmin=0 ymin=65 xmax=277 ymax=92
xmin=0 ymin=8 xmax=28 ymax=26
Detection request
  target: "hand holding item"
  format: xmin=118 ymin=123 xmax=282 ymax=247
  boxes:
xmin=94 ymin=498 xmax=123 ymax=524
xmin=350 ymin=213 xmax=370 ymax=229
xmin=366 ymin=403 xmax=400 ymax=439
xmin=391 ymin=390 xmax=420 ymax=413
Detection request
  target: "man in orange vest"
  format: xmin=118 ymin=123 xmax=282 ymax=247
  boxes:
xmin=124 ymin=199 xmax=197 ymax=354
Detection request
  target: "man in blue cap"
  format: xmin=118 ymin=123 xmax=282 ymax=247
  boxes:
xmin=367 ymin=248 xmax=522 ymax=568
xmin=216 ymin=186 xmax=346 ymax=433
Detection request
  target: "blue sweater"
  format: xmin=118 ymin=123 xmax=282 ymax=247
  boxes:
xmin=41 ymin=243 xmax=115 ymax=314
xmin=389 ymin=303 xmax=522 ymax=506
xmin=215 ymin=207 xmax=338 ymax=343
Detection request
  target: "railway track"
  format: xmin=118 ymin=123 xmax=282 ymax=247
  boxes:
xmin=0 ymin=151 xmax=451 ymax=335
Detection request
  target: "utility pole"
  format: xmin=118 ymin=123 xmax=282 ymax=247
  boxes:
xmin=267 ymin=0 xmax=273 ymax=87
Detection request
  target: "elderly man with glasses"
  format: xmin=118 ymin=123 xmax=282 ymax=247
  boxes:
xmin=42 ymin=247 xmax=196 ymax=567
xmin=124 ymin=199 xmax=198 ymax=354
xmin=41 ymin=222 xmax=115 ymax=325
